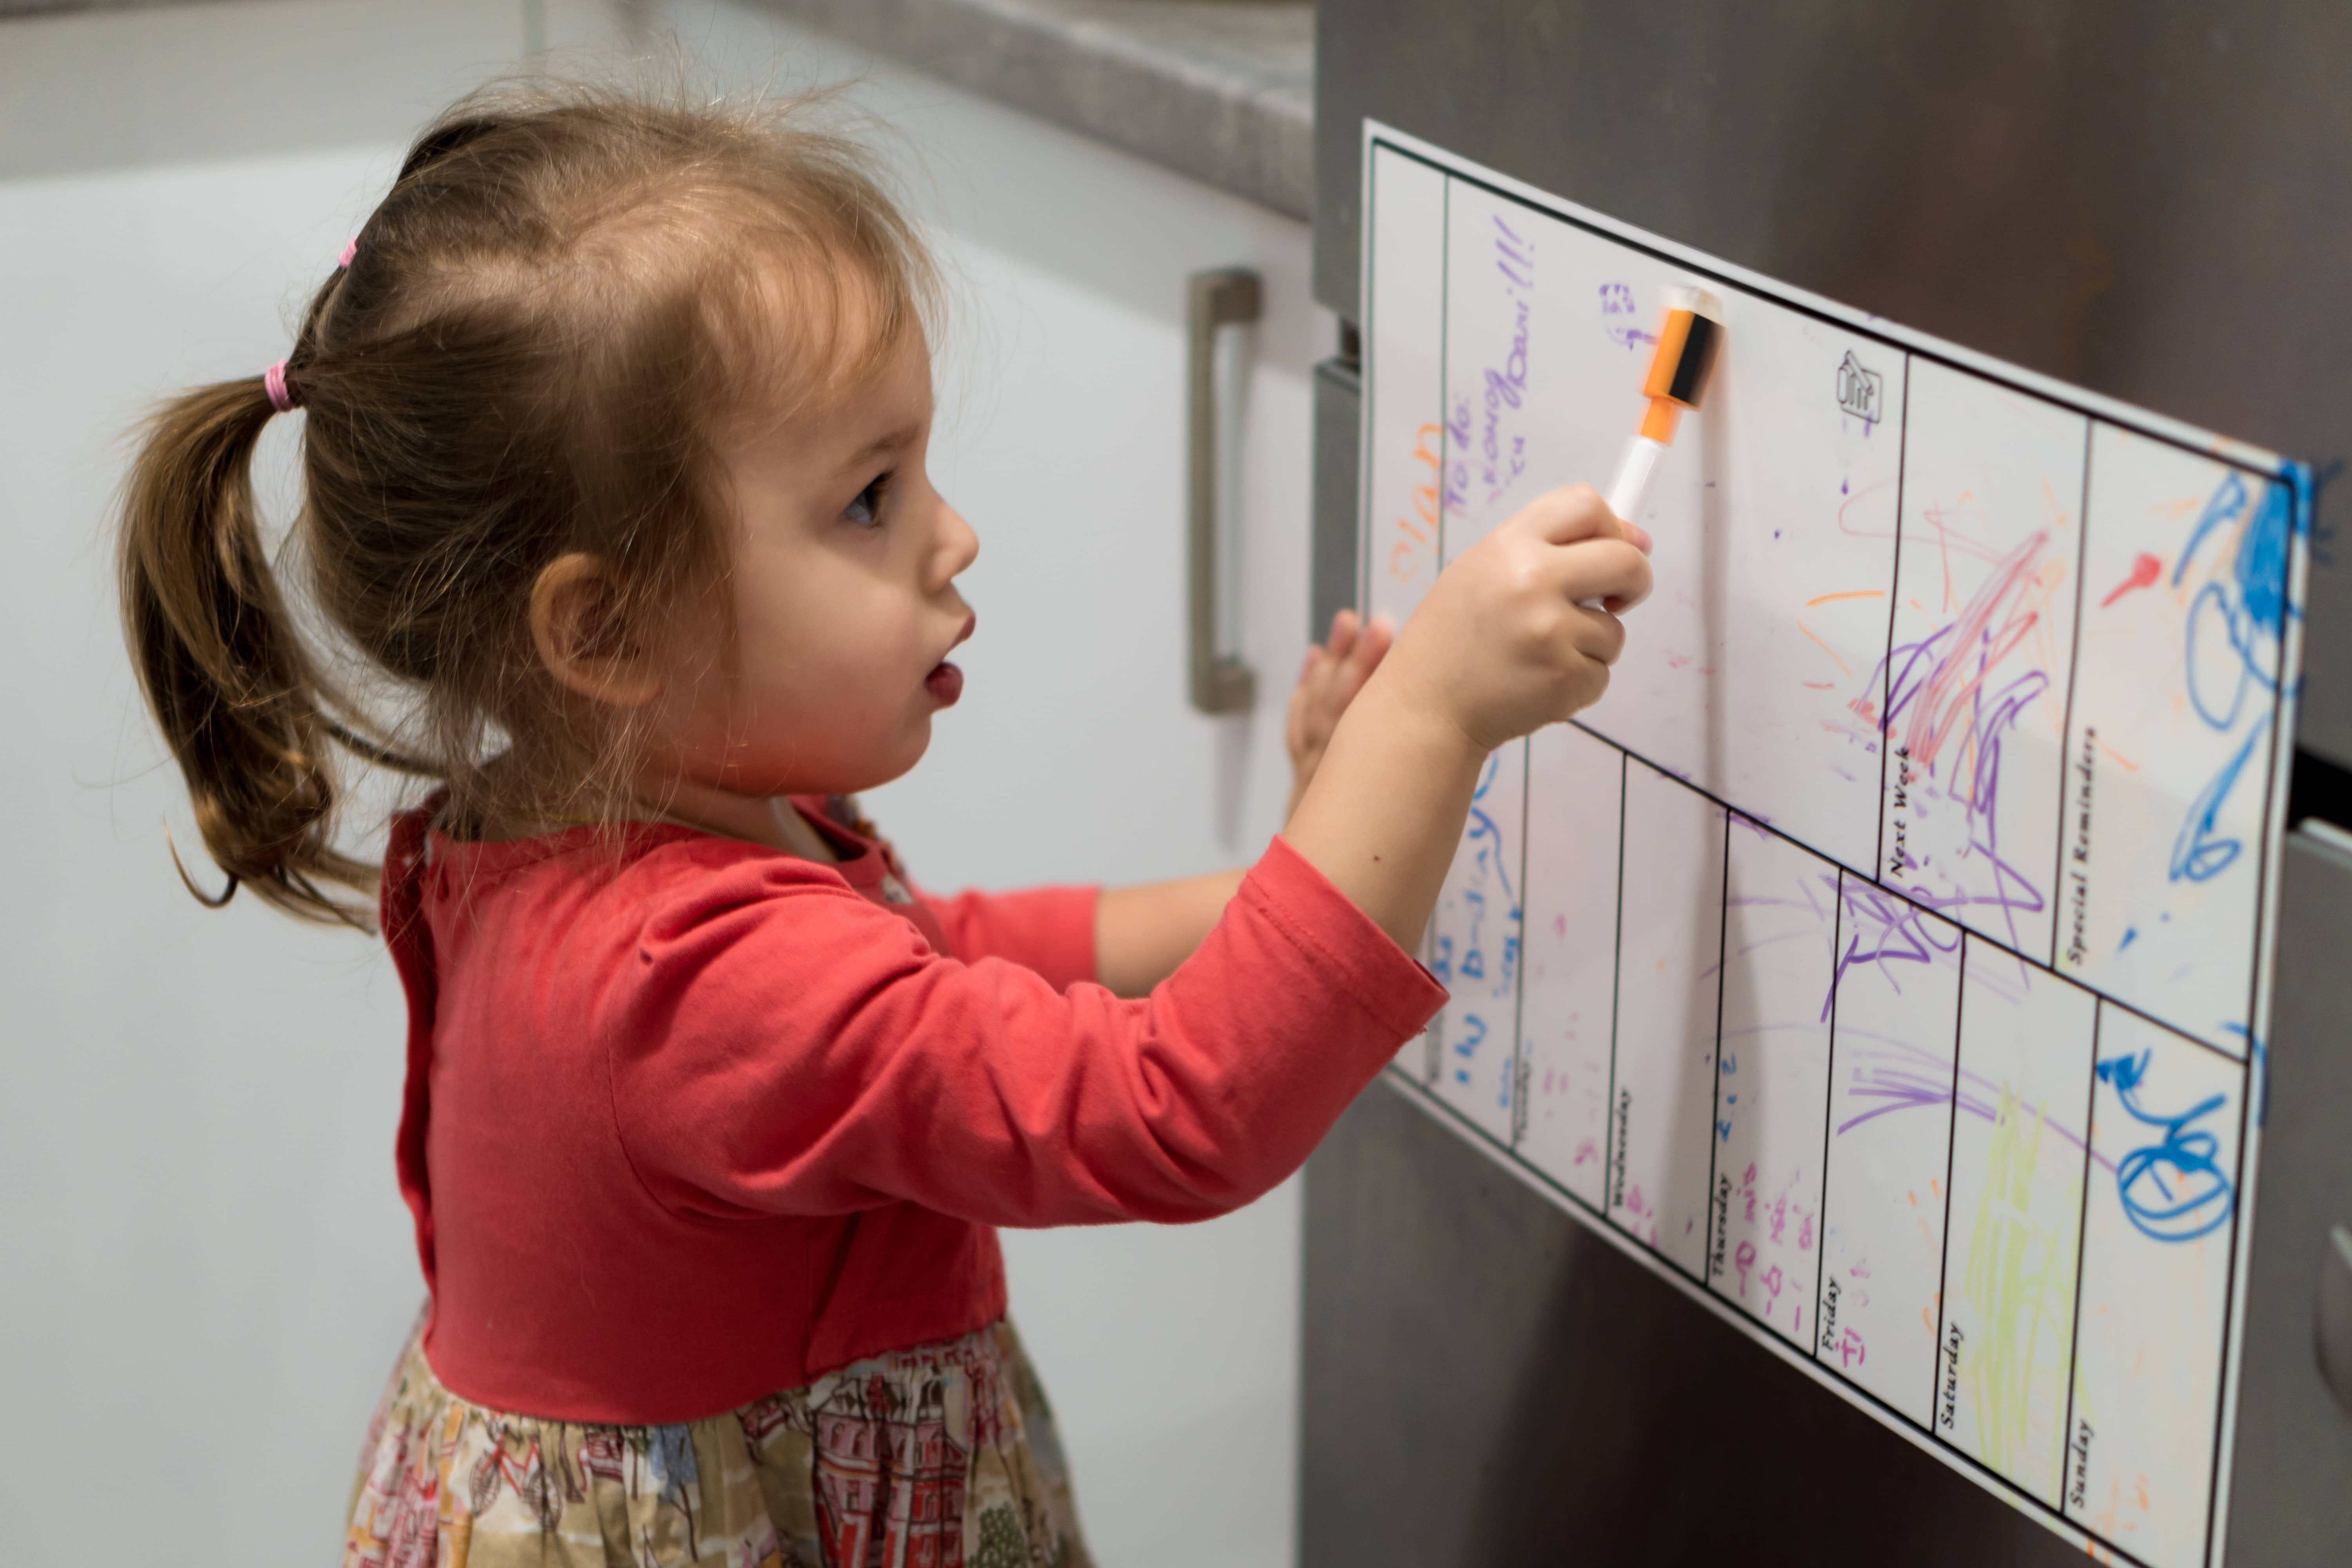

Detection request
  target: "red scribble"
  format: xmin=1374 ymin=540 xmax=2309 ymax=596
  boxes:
xmin=2100 ymin=550 xmax=2163 ymax=609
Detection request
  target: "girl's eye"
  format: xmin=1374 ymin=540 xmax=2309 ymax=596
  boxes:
xmin=844 ymin=473 xmax=890 ymax=528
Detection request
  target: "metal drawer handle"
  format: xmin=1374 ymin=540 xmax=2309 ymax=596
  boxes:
xmin=1187 ymin=266 xmax=1261 ymax=715
xmin=2319 ymin=1223 xmax=2352 ymax=1419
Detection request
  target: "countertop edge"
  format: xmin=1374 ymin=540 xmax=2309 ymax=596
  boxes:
xmin=0 ymin=0 xmax=1316 ymax=221
xmin=749 ymin=0 xmax=1313 ymax=222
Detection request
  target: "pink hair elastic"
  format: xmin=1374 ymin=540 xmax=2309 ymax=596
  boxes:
xmin=260 ymin=238 xmax=354 ymax=412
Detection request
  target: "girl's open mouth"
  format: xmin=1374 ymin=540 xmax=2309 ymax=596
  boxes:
xmin=924 ymin=661 xmax=963 ymax=705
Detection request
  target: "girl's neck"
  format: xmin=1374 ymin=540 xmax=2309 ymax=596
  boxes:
xmin=454 ymin=757 xmax=840 ymax=864
xmin=651 ymin=778 xmax=840 ymax=863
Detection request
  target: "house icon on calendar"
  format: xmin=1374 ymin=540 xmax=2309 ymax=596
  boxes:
xmin=1836 ymin=350 xmax=1884 ymax=427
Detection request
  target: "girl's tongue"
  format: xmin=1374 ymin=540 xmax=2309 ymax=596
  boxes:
xmin=924 ymin=661 xmax=964 ymax=706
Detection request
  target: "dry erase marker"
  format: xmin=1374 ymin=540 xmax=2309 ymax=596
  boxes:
xmin=1605 ymin=287 xmax=1724 ymax=523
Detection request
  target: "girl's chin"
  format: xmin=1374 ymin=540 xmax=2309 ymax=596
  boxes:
xmin=923 ymin=660 xmax=964 ymax=706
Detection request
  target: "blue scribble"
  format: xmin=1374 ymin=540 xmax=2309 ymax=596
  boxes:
xmin=1455 ymin=1014 xmax=1487 ymax=1060
xmin=1441 ymin=753 xmax=1522 ymax=1109
xmin=2170 ymin=716 xmax=2268 ymax=883
xmin=2170 ymin=473 xmax=2300 ymax=884
xmin=1460 ymin=754 xmax=1522 ymax=994
xmin=2095 ymin=1049 xmax=2235 ymax=1243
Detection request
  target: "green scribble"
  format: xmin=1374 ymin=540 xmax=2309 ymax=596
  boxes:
xmin=1961 ymin=1082 xmax=2080 ymax=1495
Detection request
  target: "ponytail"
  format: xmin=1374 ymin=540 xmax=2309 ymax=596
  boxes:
xmin=115 ymin=81 xmax=939 ymax=931
xmin=118 ymin=374 xmax=377 ymax=926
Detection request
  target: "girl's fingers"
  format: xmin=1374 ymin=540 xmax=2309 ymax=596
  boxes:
xmin=1336 ymin=616 xmax=1391 ymax=697
xmin=1556 ymin=538 xmax=1653 ymax=613
xmin=1325 ymin=607 xmax=1360 ymax=662
xmin=1517 ymin=483 xmax=1621 ymax=547
xmin=1566 ymin=602 xmax=1628 ymax=666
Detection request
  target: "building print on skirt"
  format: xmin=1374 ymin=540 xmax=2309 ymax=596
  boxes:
xmin=811 ymin=1374 xmax=969 ymax=1566
xmin=342 ymin=1318 xmax=1087 ymax=1568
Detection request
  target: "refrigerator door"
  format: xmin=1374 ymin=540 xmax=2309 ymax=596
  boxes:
xmin=1303 ymin=5 xmax=2352 ymax=1564
xmin=1312 ymin=0 xmax=2352 ymax=768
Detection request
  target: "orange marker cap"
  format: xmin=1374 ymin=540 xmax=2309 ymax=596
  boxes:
xmin=1635 ymin=298 xmax=1724 ymax=445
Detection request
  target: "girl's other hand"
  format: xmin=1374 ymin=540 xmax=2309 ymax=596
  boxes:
xmin=1285 ymin=609 xmax=1392 ymax=823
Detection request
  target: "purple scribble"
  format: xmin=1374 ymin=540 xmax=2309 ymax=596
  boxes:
xmin=1826 ymin=875 xmax=1962 ymax=1020
xmin=1830 ymin=1026 xmax=2108 ymax=1173
xmin=1857 ymin=530 xmax=2056 ymax=950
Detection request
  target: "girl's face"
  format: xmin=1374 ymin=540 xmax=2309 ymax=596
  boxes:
xmin=648 ymin=321 xmax=978 ymax=799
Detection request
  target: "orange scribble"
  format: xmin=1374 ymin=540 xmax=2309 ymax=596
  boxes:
xmin=2096 ymin=739 xmax=2141 ymax=773
xmin=1388 ymin=422 xmax=1445 ymax=584
xmin=1807 ymin=588 xmax=1887 ymax=607
xmin=1804 ymin=680 xmax=1836 ymax=690
xmin=1798 ymin=621 xmax=1853 ymax=678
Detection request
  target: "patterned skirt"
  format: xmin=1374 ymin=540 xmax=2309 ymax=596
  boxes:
xmin=342 ymin=1314 xmax=1089 ymax=1568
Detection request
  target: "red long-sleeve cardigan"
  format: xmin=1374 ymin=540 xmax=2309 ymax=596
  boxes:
xmin=381 ymin=799 xmax=1445 ymax=1424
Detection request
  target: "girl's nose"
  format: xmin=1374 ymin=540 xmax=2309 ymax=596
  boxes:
xmin=934 ymin=499 xmax=979 ymax=586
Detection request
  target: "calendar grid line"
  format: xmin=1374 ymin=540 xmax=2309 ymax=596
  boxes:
xmin=1808 ymin=866 xmax=1847 ymax=1369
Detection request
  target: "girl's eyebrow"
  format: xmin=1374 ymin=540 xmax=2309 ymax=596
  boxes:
xmin=840 ymin=422 xmax=922 ymax=472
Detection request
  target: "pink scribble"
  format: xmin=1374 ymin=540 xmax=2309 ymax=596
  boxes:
xmin=1895 ymin=531 xmax=2047 ymax=773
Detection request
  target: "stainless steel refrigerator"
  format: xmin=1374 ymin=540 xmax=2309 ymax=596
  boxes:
xmin=1300 ymin=4 xmax=2352 ymax=1562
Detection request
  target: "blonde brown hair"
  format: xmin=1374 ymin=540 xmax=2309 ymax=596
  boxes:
xmin=118 ymin=80 xmax=934 ymax=928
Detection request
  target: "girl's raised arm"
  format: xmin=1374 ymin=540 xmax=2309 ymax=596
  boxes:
xmin=1287 ymin=484 xmax=1649 ymax=953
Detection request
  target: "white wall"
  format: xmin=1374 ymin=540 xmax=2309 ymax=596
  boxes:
xmin=0 ymin=3 xmax=1323 ymax=1564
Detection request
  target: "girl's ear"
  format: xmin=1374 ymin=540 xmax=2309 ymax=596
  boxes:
xmin=529 ymin=553 xmax=664 ymax=708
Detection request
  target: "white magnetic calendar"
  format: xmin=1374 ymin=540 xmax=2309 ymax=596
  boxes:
xmin=1358 ymin=122 xmax=2312 ymax=1568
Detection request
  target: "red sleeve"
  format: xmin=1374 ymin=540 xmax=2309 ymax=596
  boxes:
xmin=604 ymin=835 xmax=1444 ymax=1229
xmin=915 ymin=884 xmax=1098 ymax=990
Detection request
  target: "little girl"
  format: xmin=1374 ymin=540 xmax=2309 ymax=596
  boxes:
xmin=118 ymin=83 xmax=1649 ymax=1568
